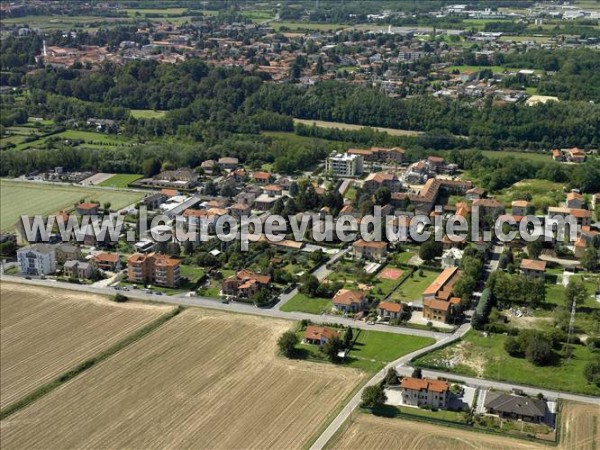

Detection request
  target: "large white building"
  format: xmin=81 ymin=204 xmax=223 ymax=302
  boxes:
xmin=325 ymin=152 xmax=364 ymax=177
xmin=17 ymin=243 xmax=56 ymax=275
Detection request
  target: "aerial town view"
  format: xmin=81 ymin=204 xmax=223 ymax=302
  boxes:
xmin=0 ymin=0 xmax=599 ymax=449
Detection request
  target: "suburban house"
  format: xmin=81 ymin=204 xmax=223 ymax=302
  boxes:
xmin=54 ymin=243 xmax=82 ymax=265
xmin=465 ymin=187 xmax=486 ymax=201
xmin=221 ymin=270 xmax=271 ymax=298
xmin=217 ymin=156 xmax=239 ymax=170
xmin=325 ymin=152 xmax=364 ymax=177
xmin=426 ymin=156 xmax=445 ymax=172
xmin=76 ymin=202 xmax=100 ymax=216
xmin=363 ymin=172 xmax=401 ymax=193
xmin=422 ymin=267 xmax=461 ymax=323
xmin=348 ymin=147 xmax=404 ymax=163
xmin=353 ymin=239 xmax=388 ymax=262
xmin=332 ymin=289 xmax=367 ymax=313
xmin=472 ymin=198 xmax=504 ymax=218
xmin=520 ymin=259 xmax=546 ymax=278
xmin=17 ymin=243 xmax=56 ymax=275
xmin=441 ymin=247 xmax=464 ymax=268
xmin=567 ymin=148 xmax=586 ymax=163
xmin=127 ymin=252 xmax=181 ymax=288
xmin=253 ymin=171 xmax=272 ymax=184
xmin=63 ymin=260 xmax=94 ymax=279
xmin=566 ymin=191 xmax=584 ymax=209
xmin=484 ymin=393 xmax=547 ymax=423
xmin=400 ymin=377 xmax=450 ymax=409
xmin=377 ymin=301 xmax=403 ymax=320
xmin=304 ymin=326 xmax=339 ymax=345
xmin=511 ymin=200 xmax=532 ymax=217
xmin=92 ymin=252 xmax=121 ymax=272
xmin=552 ymin=148 xmax=563 ymax=161
xmin=143 ymin=192 xmax=167 ymax=209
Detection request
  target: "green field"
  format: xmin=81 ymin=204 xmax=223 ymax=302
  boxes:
xmin=293 ymin=118 xmax=423 ymax=137
xmin=0 ymin=180 xmax=143 ymax=231
xmin=415 ymin=330 xmax=600 ymax=396
xmin=14 ymin=129 xmax=135 ymax=151
xmin=0 ymin=15 xmax=131 ymax=30
xmin=280 ymin=293 xmax=332 ymax=314
xmin=350 ymin=329 xmax=434 ymax=362
xmin=272 ymin=21 xmax=348 ymax=31
xmin=480 ymin=150 xmax=553 ymax=163
xmin=388 ymin=269 xmax=439 ymax=302
xmin=99 ymin=174 xmax=143 ymax=188
xmin=130 ymin=109 xmax=167 ymax=119
xmin=124 ymin=8 xmax=187 ymax=16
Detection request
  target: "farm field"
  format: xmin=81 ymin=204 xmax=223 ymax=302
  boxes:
xmin=0 ymin=309 xmax=365 ymax=449
xmin=14 ymin=129 xmax=135 ymax=151
xmin=293 ymin=118 xmax=423 ymax=137
xmin=99 ymin=173 xmax=143 ymax=188
xmin=0 ymin=282 xmax=172 ymax=411
xmin=129 ymin=109 xmax=167 ymax=119
xmin=272 ymin=21 xmax=348 ymax=31
xmin=414 ymin=330 xmax=600 ymax=396
xmin=0 ymin=180 xmax=143 ymax=231
xmin=329 ymin=401 xmax=600 ymax=450
xmin=479 ymin=150 xmax=553 ymax=163
xmin=0 ymin=15 xmax=131 ymax=30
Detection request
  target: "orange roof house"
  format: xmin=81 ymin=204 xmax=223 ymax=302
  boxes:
xmin=332 ymin=289 xmax=367 ymax=313
xmin=304 ymin=326 xmax=339 ymax=345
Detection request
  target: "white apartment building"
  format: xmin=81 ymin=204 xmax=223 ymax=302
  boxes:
xmin=17 ymin=243 xmax=57 ymax=275
xmin=325 ymin=152 xmax=364 ymax=177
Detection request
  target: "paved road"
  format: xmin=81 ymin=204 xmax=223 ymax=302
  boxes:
xmin=0 ymin=274 xmax=449 ymax=340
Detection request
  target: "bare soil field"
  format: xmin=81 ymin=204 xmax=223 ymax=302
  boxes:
xmin=328 ymin=401 xmax=600 ymax=450
xmin=0 ymin=282 xmax=172 ymax=410
xmin=0 ymin=309 xmax=365 ymax=449
xmin=293 ymin=118 xmax=423 ymax=136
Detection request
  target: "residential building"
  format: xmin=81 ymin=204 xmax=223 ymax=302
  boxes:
xmin=304 ymin=326 xmax=339 ymax=345
xmin=363 ymin=172 xmax=401 ymax=193
xmin=520 ymin=259 xmax=546 ymax=278
xmin=253 ymin=171 xmax=272 ymax=184
xmin=465 ymin=187 xmax=486 ymax=201
xmin=17 ymin=244 xmax=56 ymax=275
xmin=400 ymin=377 xmax=450 ymax=409
xmin=484 ymin=393 xmax=547 ymax=423
xmin=377 ymin=301 xmax=403 ymax=320
xmin=217 ymin=156 xmax=239 ymax=170
xmin=426 ymin=156 xmax=445 ymax=172
xmin=353 ymin=239 xmax=388 ymax=262
xmin=221 ymin=269 xmax=271 ymax=298
xmin=472 ymin=198 xmax=504 ymax=218
xmin=76 ymin=202 xmax=100 ymax=216
xmin=441 ymin=247 xmax=464 ymax=268
xmin=567 ymin=148 xmax=586 ymax=163
xmin=422 ymin=267 xmax=461 ymax=323
xmin=332 ymin=289 xmax=367 ymax=313
xmin=143 ymin=192 xmax=168 ymax=209
xmin=552 ymin=148 xmax=564 ymax=161
xmin=511 ymin=200 xmax=532 ymax=217
xmin=54 ymin=243 xmax=82 ymax=265
xmin=592 ymin=193 xmax=600 ymax=210
xmin=325 ymin=152 xmax=364 ymax=177
xmin=92 ymin=252 xmax=121 ymax=271
xmin=127 ymin=252 xmax=181 ymax=288
xmin=63 ymin=260 xmax=94 ymax=279
xmin=566 ymin=191 xmax=584 ymax=209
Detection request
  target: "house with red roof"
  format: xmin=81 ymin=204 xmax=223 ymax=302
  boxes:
xmin=400 ymin=377 xmax=450 ymax=409
xmin=332 ymin=288 xmax=367 ymax=313
xmin=520 ymin=259 xmax=546 ymax=279
xmin=304 ymin=326 xmax=339 ymax=345
xmin=377 ymin=301 xmax=403 ymax=320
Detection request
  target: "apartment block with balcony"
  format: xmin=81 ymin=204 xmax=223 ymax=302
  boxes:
xmin=127 ymin=252 xmax=181 ymax=288
xmin=325 ymin=152 xmax=364 ymax=177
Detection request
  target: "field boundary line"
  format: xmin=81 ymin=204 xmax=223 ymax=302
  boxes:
xmin=0 ymin=305 xmax=183 ymax=420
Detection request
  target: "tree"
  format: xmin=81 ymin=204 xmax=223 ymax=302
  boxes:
xmin=583 ymin=360 xmax=600 ymax=387
xmin=527 ymin=240 xmax=543 ymax=260
xmin=504 ymin=336 xmax=522 ymax=357
xmin=581 ymin=247 xmax=599 ymax=272
xmin=252 ymin=288 xmax=272 ymax=307
xmin=419 ymin=241 xmax=441 ymax=262
xmin=384 ymin=367 xmax=399 ymax=385
xmin=343 ymin=326 xmax=354 ymax=348
xmin=299 ymin=274 xmax=320 ymax=297
xmin=361 ymin=384 xmax=387 ymax=408
xmin=321 ymin=335 xmax=343 ymax=362
xmin=142 ymin=157 xmax=161 ymax=177
xmin=564 ymin=279 xmax=587 ymax=309
xmin=411 ymin=367 xmax=423 ymax=379
xmin=374 ymin=187 xmax=391 ymax=206
xmin=525 ymin=335 xmax=553 ymax=366
xmin=277 ymin=330 xmax=298 ymax=358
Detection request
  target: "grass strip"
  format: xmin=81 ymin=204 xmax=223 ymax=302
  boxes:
xmin=0 ymin=306 xmax=184 ymax=420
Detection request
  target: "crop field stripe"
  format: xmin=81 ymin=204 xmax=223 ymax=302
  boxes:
xmin=0 ymin=305 xmax=183 ymax=420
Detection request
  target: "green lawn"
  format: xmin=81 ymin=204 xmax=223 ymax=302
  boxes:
xmin=14 ymin=129 xmax=135 ymax=151
xmin=389 ymin=269 xmax=439 ymax=302
xmin=280 ymin=293 xmax=332 ymax=314
xmin=99 ymin=174 xmax=143 ymax=188
xmin=130 ymin=109 xmax=167 ymax=119
xmin=396 ymin=250 xmax=416 ymax=264
xmin=179 ymin=265 xmax=206 ymax=284
xmin=480 ymin=150 xmax=553 ymax=163
xmin=350 ymin=329 xmax=434 ymax=362
xmin=0 ymin=180 xmax=143 ymax=231
xmin=415 ymin=330 xmax=600 ymax=396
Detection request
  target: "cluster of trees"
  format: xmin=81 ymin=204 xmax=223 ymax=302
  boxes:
xmin=298 ymin=273 xmax=343 ymax=299
xmin=471 ymin=288 xmax=492 ymax=330
xmin=504 ymin=330 xmax=554 ymax=366
xmin=453 ymin=247 xmax=485 ymax=303
xmin=487 ymin=271 xmax=545 ymax=307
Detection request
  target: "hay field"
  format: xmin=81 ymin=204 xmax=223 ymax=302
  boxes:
xmin=0 ymin=283 xmax=172 ymax=410
xmin=328 ymin=401 xmax=600 ymax=450
xmin=0 ymin=309 xmax=365 ymax=449
xmin=293 ymin=118 xmax=423 ymax=136
xmin=0 ymin=180 xmax=143 ymax=231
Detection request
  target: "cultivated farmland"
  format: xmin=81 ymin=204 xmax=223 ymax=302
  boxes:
xmin=328 ymin=401 xmax=600 ymax=450
xmin=293 ymin=118 xmax=423 ymax=136
xmin=0 ymin=180 xmax=143 ymax=231
xmin=0 ymin=309 xmax=365 ymax=449
xmin=0 ymin=282 xmax=172 ymax=410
